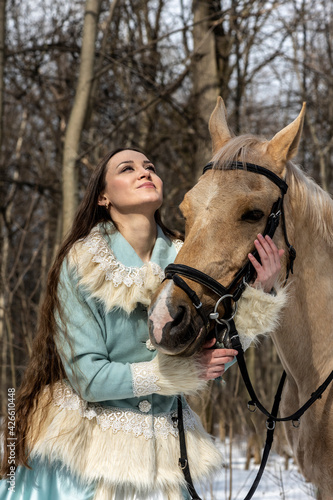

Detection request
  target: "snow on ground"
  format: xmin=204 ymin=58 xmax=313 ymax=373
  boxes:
xmin=196 ymin=439 xmax=317 ymax=500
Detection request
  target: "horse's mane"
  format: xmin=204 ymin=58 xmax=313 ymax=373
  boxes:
xmin=287 ymin=162 xmax=333 ymax=247
xmin=212 ymin=134 xmax=333 ymax=247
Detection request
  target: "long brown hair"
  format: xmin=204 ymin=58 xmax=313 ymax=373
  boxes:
xmin=0 ymin=148 xmax=183 ymax=474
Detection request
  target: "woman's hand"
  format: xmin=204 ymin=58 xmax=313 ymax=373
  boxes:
xmin=198 ymin=339 xmax=238 ymax=380
xmin=248 ymin=234 xmax=284 ymax=293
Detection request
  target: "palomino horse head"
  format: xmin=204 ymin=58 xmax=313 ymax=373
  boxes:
xmin=148 ymin=97 xmax=305 ymax=356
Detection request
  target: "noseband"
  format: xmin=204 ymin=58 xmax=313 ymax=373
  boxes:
xmin=164 ymin=161 xmax=296 ymax=336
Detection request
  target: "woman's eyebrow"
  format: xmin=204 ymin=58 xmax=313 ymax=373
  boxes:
xmin=116 ymin=160 xmax=134 ymax=169
xmin=116 ymin=160 xmax=153 ymax=169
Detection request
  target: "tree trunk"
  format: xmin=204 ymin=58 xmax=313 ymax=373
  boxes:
xmin=85 ymin=0 xmax=120 ymax=127
xmin=0 ymin=0 xmax=6 ymax=414
xmin=61 ymin=0 xmax=102 ymax=238
xmin=192 ymin=0 xmax=219 ymax=178
xmin=0 ymin=0 xmax=6 ymax=158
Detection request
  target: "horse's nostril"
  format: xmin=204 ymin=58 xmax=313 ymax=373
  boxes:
xmin=172 ymin=306 xmax=186 ymax=328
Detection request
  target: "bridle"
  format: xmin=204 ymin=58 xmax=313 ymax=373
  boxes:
xmin=164 ymin=161 xmax=333 ymax=500
xmin=165 ymin=160 xmax=296 ymax=343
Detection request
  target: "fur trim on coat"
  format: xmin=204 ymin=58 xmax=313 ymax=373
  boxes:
xmin=27 ymin=386 xmax=223 ymax=499
xmin=235 ymin=284 xmax=288 ymax=350
xmin=68 ymin=227 xmax=169 ymax=314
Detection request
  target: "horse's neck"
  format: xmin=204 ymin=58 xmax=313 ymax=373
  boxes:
xmin=273 ymin=215 xmax=333 ymax=393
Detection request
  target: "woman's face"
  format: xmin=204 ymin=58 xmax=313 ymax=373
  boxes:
xmin=98 ymin=150 xmax=163 ymax=218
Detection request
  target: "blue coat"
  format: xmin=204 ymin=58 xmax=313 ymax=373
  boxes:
xmin=0 ymin=223 xmax=223 ymax=500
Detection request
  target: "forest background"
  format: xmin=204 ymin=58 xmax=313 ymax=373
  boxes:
xmin=1 ymin=0 xmax=333 ymax=465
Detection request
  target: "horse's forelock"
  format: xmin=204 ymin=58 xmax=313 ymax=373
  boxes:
xmin=212 ymin=134 xmax=267 ymax=170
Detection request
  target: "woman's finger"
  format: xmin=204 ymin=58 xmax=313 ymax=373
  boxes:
xmin=263 ymin=235 xmax=282 ymax=267
xmin=255 ymin=234 xmax=275 ymax=264
xmin=248 ymin=251 xmax=262 ymax=271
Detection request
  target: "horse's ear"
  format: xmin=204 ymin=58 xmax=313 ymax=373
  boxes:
xmin=209 ymin=97 xmax=232 ymax=155
xmin=267 ymin=103 xmax=306 ymax=167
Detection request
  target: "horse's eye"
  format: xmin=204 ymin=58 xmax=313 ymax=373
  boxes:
xmin=241 ymin=210 xmax=265 ymax=222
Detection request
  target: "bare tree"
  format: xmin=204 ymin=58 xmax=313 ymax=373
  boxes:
xmin=0 ymin=0 xmax=8 ymax=412
xmin=61 ymin=0 xmax=102 ymax=237
xmin=0 ymin=0 xmax=6 ymax=156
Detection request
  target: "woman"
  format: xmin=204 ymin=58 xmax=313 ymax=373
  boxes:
xmin=0 ymin=148 xmax=285 ymax=499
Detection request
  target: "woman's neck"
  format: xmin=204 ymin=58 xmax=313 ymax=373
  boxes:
xmin=113 ymin=213 xmax=157 ymax=262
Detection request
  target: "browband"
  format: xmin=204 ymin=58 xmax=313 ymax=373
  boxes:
xmin=203 ymin=161 xmax=288 ymax=195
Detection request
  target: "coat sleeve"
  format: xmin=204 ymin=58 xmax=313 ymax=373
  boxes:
xmin=55 ymin=260 xmax=206 ymax=402
xmin=234 ymin=283 xmax=287 ymax=351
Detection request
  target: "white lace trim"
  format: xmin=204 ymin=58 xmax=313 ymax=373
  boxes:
xmin=131 ymin=361 xmax=161 ymax=397
xmin=145 ymin=339 xmax=156 ymax=351
xmin=82 ymin=226 xmax=182 ymax=288
xmin=52 ymin=382 xmax=196 ymax=440
xmin=173 ymin=238 xmax=183 ymax=253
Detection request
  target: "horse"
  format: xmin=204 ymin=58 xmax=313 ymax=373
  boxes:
xmin=148 ymin=97 xmax=333 ymax=499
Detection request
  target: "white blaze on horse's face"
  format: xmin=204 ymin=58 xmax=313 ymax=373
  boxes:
xmin=148 ymin=96 xmax=306 ymax=357
xmin=148 ymin=280 xmax=173 ymax=345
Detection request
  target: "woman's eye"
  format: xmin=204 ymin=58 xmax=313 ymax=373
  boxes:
xmin=241 ymin=210 xmax=265 ymax=222
xmin=121 ymin=164 xmax=156 ymax=173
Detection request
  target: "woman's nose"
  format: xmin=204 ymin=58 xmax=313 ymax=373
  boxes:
xmin=139 ymin=168 xmax=151 ymax=178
